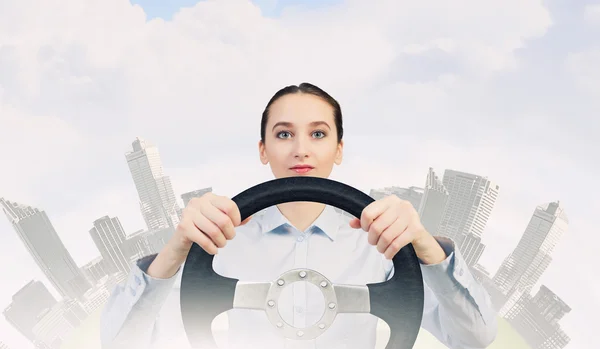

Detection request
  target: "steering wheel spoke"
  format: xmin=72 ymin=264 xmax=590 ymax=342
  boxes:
xmin=232 ymin=281 xmax=272 ymax=310
xmin=332 ymin=284 xmax=371 ymax=314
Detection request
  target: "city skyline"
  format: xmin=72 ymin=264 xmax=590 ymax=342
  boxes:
xmin=0 ymin=136 xmax=576 ymax=349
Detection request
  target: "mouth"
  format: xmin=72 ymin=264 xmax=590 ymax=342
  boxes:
xmin=290 ymin=165 xmax=314 ymax=174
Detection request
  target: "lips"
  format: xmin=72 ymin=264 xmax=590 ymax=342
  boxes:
xmin=290 ymin=165 xmax=314 ymax=173
xmin=290 ymin=165 xmax=314 ymax=169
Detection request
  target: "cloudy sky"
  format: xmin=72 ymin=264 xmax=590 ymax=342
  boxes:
xmin=0 ymin=0 xmax=598 ymax=348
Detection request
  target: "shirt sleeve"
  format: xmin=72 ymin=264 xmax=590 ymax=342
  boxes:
xmin=100 ymin=253 xmax=180 ymax=349
xmin=384 ymin=236 xmax=498 ymax=348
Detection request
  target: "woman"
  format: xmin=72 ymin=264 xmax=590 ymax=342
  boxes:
xmin=100 ymin=83 xmax=497 ymax=349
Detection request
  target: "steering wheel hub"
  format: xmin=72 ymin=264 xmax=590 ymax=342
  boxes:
xmin=263 ymin=268 xmax=338 ymax=340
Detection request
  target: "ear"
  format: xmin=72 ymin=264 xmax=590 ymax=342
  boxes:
xmin=258 ymin=139 xmax=269 ymax=165
xmin=334 ymin=139 xmax=344 ymax=165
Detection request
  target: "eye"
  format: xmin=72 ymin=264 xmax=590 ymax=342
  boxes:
xmin=312 ymin=130 xmax=326 ymax=139
xmin=277 ymin=131 xmax=292 ymax=139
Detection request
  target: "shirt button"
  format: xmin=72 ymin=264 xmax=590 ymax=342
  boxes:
xmin=295 ymin=306 xmax=304 ymax=313
xmin=297 ymin=236 xmax=304 ymax=242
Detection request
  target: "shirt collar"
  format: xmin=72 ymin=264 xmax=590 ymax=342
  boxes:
xmin=256 ymin=204 xmax=342 ymax=241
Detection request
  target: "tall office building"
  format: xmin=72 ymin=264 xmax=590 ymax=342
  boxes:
xmin=417 ymin=167 xmax=449 ymax=235
xmin=181 ymin=187 xmax=213 ymax=207
xmin=1 ymin=198 xmax=91 ymax=300
xmin=460 ymin=234 xmax=486 ymax=267
xmin=493 ymin=201 xmax=568 ymax=315
xmin=80 ymin=257 xmax=110 ymax=285
xmin=505 ymin=285 xmax=571 ymax=349
xmin=2 ymin=280 xmax=58 ymax=342
xmin=89 ymin=216 xmax=130 ymax=275
xmin=437 ymin=170 xmax=499 ymax=244
xmin=369 ymin=186 xmax=424 ymax=211
xmin=30 ymin=299 xmax=87 ymax=348
xmin=125 ymin=137 xmax=181 ymax=231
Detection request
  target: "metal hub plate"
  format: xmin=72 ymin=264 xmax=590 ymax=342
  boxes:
xmin=264 ymin=268 xmax=338 ymax=340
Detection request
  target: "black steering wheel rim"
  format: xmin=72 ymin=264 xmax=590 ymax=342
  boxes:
xmin=180 ymin=176 xmax=424 ymax=348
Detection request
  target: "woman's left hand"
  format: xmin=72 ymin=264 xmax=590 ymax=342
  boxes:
xmin=349 ymin=194 xmax=447 ymax=264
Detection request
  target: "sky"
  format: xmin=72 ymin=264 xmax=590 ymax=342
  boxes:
xmin=0 ymin=0 xmax=598 ymax=348
xmin=128 ymin=0 xmax=345 ymax=19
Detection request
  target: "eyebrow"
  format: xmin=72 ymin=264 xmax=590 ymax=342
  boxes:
xmin=272 ymin=121 xmax=331 ymax=131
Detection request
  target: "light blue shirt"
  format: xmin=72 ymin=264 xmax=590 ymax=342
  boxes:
xmin=100 ymin=204 xmax=497 ymax=349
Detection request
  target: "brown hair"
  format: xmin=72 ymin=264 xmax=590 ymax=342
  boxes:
xmin=260 ymin=82 xmax=343 ymax=144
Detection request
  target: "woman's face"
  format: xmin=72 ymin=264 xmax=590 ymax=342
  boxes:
xmin=259 ymin=93 xmax=343 ymax=179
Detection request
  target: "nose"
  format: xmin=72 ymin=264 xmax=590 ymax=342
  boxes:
xmin=293 ymin=136 xmax=310 ymax=159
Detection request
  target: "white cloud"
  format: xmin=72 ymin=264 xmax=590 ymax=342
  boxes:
xmin=0 ymin=101 xmax=84 ymax=203
xmin=0 ymin=0 xmax=559 ymax=205
xmin=584 ymin=4 xmax=600 ymax=25
xmin=566 ymin=48 xmax=600 ymax=100
xmin=0 ymin=0 xmax=555 ymax=154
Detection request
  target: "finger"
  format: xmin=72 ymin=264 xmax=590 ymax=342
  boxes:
xmin=360 ymin=199 xmax=390 ymax=233
xmin=180 ymin=220 xmax=219 ymax=255
xmin=376 ymin=216 xmax=408 ymax=254
xmin=367 ymin=207 xmax=398 ymax=246
xmin=202 ymin=201 xmax=237 ymax=241
xmin=240 ymin=216 xmax=252 ymax=226
xmin=193 ymin=228 xmax=220 ymax=255
xmin=211 ymin=195 xmax=242 ymax=226
xmin=191 ymin=209 xmax=228 ymax=248
xmin=383 ymin=230 xmax=414 ymax=260
xmin=349 ymin=217 xmax=361 ymax=229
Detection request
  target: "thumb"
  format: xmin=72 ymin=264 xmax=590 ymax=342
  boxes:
xmin=239 ymin=216 xmax=252 ymax=226
xmin=349 ymin=217 xmax=361 ymax=229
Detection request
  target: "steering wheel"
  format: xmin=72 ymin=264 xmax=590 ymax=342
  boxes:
xmin=180 ymin=176 xmax=425 ymax=348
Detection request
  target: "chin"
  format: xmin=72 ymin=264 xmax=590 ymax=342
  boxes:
xmin=296 ymin=173 xmax=316 ymax=177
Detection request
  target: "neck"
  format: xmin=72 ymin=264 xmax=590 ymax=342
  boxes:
xmin=277 ymin=201 xmax=325 ymax=232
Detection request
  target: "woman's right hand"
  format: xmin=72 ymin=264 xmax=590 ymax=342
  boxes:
xmin=170 ymin=192 xmax=249 ymax=258
xmin=147 ymin=192 xmax=249 ymax=279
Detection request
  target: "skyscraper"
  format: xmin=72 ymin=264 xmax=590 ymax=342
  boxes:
xmin=493 ymin=201 xmax=568 ymax=315
xmin=417 ymin=167 xmax=449 ymax=235
xmin=505 ymin=285 xmax=571 ymax=349
xmin=81 ymin=256 xmax=110 ymax=285
xmin=437 ymin=170 xmax=500 ymax=244
xmin=460 ymin=234 xmax=486 ymax=267
xmin=0 ymin=198 xmax=91 ymax=300
xmin=125 ymin=137 xmax=181 ymax=231
xmin=369 ymin=186 xmax=423 ymax=211
xmin=181 ymin=187 xmax=213 ymax=208
xmin=89 ymin=216 xmax=130 ymax=275
xmin=2 ymin=280 xmax=57 ymax=342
